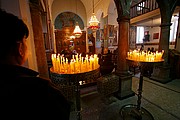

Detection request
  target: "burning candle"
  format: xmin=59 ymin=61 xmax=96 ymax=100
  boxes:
xmin=127 ymin=49 xmax=164 ymax=62
xmin=51 ymin=53 xmax=99 ymax=74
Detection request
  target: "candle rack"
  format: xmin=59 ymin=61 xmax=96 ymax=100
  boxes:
xmin=50 ymin=66 xmax=100 ymax=120
xmin=51 ymin=53 xmax=99 ymax=74
xmin=127 ymin=49 xmax=164 ymax=62
xmin=120 ymin=58 xmax=164 ymax=120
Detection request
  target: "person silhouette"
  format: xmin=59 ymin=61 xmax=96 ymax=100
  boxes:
xmin=140 ymin=44 xmax=144 ymax=51
xmin=0 ymin=9 xmax=70 ymax=119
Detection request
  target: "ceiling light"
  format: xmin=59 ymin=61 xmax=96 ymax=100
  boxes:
xmin=73 ymin=0 xmax=82 ymax=38
xmin=88 ymin=0 xmax=100 ymax=32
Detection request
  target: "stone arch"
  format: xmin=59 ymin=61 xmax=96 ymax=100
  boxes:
xmin=108 ymin=0 xmax=118 ymax=25
xmin=51 ymin=0 xmax=87 ymax=28
xmin=54 ymin=12 xmax=84 ymax=30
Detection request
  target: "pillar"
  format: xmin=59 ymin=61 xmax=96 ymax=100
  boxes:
xmin=114 ymin=16 xmax=135 ymax=99
xmin=175 ymin=10 xmax=180 ymax=52
xmin=150 ymin=0 xmax=178 ymax=83
xmin=150 ymin=23 xmax=172 ymax=83
xmin=93 ymin=31 xmax=96 ymax=54
xmin=29 ymin=1 xmax=49 ymax=78
xmin=159 ymin=23 xmax=172 ymax=64
xmin=116 ymin=16 xmax=129 ymax=75
xmin=113 ymin=0 xmax=135 ymax=99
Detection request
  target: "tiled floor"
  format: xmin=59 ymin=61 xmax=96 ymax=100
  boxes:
xmin=70 ymin=75 xmax=180 ymax=120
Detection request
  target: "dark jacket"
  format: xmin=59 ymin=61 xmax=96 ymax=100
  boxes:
xmin=0 ymin=64 xmax=70 ymax=119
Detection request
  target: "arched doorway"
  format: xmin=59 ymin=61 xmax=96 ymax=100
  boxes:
xmin=54 ymin=12 xmax=86 ymax=54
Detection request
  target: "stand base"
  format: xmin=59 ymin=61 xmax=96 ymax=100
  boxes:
xmin=120 ymin=104 xmax=154 ymax=120
xmin=76 ymin=111 xmax=82 ymax=120
xmin=150 ymin=64 xmax=172 ymax=84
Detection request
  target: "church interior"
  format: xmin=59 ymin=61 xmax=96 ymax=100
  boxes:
xmin=1 ymin=0 xmax=180 ymax=120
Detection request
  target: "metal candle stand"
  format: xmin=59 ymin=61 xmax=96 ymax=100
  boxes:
xmin=120 ymin=59 xmax=164 ymax=120
xmin=50 ymin=67 xmax=100 ymax=120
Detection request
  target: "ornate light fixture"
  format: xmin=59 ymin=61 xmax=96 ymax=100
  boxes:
xmin=88 ymin=0 xmax=99 ymax=32
xmin=73 ymin=22 xmax=82 ymax=38
xmin=73 ymin=0 xmax=82 ymax=38
xmin=70 ymin=35 xmax=75 ymax=40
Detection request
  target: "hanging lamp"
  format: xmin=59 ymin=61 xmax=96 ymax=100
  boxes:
xmin=73 ymin=22 xmax=82 ymax=38
xmin=73 ymin=0 xmax=82 ymax=38
xmin=88 ymin=0 xmax=99 ymax=32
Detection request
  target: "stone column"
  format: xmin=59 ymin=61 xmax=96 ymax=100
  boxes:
xmin=150 ymin=23 xmax=172 ymax=83
xmin=114 ymin=16 xmax=135 ymax=99
xmin=159 ymin=23 xmax=172 ymax=64
xmin=175 ymin=11 xmax=180 ymax=52
xmin=93 ymin=31 xmax=96 ymax=54
xmin=29 ymin=1 xmax=49 ymax=78
xmin=116 ymin=16 xmax=129 ymax=75
xmin=114 ymin=0 xmax=135 ymax=99
xmin=150 ymin=0 xmax=178 ymax=83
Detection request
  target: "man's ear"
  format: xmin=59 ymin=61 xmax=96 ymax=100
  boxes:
xmin=18 ymin=42 xmax=24 ymax=57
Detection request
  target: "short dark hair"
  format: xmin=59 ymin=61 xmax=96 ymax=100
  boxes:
xmin=0 ymin=9 xmax=29 ymax=56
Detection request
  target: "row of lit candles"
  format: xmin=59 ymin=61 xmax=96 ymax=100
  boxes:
xmin=51 ymin=53 xmax=99 ymax=74
xmin=127 ymin=49 xmax=164 ymax=62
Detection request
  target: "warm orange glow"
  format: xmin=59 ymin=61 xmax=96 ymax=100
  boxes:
xmin=127 ymin=49 xmax=164 ymax=62
xmin=51 ymin=53 xmax=99 ymax=74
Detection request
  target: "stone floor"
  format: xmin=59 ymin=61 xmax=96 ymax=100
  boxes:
xmin=69 ymin=74 xmax=180 ymax=120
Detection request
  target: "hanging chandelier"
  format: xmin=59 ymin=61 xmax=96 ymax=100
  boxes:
xmin=69 ymin=35 xmax=75 ymax=42
xmin=73 ymin=0 xmax=82 ymax=38
xmin=70 ymin=35 xmax=75 ymax=40
xmin=73 ymin=22 xmax=82 ymax=38
xmin=88 ymin=0 xmax=99 ymax=32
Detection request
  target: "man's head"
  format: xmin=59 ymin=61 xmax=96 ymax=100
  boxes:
xmin=0 ymin=9 xmax=29 ymax=65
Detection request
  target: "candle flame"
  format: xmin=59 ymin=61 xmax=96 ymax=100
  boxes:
xmin=51 ymin=53 xmax=99 ymax=74
xmin=127 ymin=49 xmax=164 ymax=62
